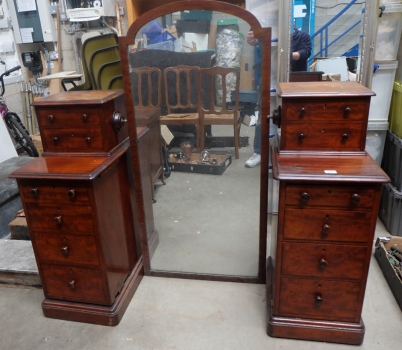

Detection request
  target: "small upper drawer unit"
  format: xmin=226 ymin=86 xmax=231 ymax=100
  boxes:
xmin=284 ymin=184 xmax=376 ymax=209
xmin=19 ymin=180 xmax=90 ymax=205
xmin=36 ymin=107 xmax=101 ymax=128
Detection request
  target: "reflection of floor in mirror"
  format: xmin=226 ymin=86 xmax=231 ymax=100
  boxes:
xmin=152 ymin=123 xmax=261 ymax=276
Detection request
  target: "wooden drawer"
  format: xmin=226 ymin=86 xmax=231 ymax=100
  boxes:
xmin=283 ymin=208 xmax=373 ymax=243
xmin=283 ymin=98 xmax=368 ymax=123
xmin=36 ymin=107 xmax=101 ymax=128
xmin=285 ymin=184 xmax=376 ymax=209
xmin=282 ymin=123 xmax=364 ymax=151
xmin=41 ymin=264 xmax=110 ymax=305
xmin=281 ymin=242 xmax=367 ymax=280
xmin=41 ymin=128 xmax=104 ymax=152
xmin=20 ymin=181 xmax=90 ymax=205
xmin=26 ymin=203 xmax=94 ymax=234
xmin=278 ymin=276 xmax=361 ymax=321
xmin=34 ymin=233 xmax=100 ymax=266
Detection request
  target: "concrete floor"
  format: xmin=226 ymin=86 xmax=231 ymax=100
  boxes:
xmin=1 ymin=125 xmax=401 ymax=349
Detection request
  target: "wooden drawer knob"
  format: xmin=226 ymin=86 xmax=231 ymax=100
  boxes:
xmin=319 ymin=258 xmax=328 ymax=269
xmin=300 ymin=192 xmax=310 ymax=202
xmin=300 ymin=108 xmax=306 ymax=117
xmin=344 ymin=107 xmax=351 ymax=115
xmin=315 ymin=295 xmax=323 ymax=306
xmin=53 ymin=136 xmax=59 ymax=144
xmin=67 ymin=189 xmax=75 ymax=198
xmin=86 ymin=137 xmax=91 ymax=144
xmin=351 ymin=193 xmax=361 ymax=204
xmin=68 ymin=280 xmax=75 ymax=290
xmin=82 ymin=114 xmax=88 ymax=122
xmin=47 ymin=115 xmax=54 ymax=122
xmin=54 ymin=215 xmax=62 ymax=225
xmin=299 ymin=133 xmax=305 ymax=140
xmin=61 ymin=246 xmax=69 ymax=255
xmin=342 ymin=133 xmax=349 ymax=141
xmin=30 ymin=188 xmax=39 ymax=196
xmin=322 ymin=224 xmax=331 ymax=235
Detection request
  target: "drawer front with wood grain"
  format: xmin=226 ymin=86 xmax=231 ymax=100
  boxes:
xmin=281 ymin=242 xmax=367 ymax=280
xmin=278 ymin=276 xmax=361 ymax=321
xmin=26 ymin=203 xmax=94 ymax=234
xmin=20 ymin=181 xmax=90 ymax=205
xmin=283 ymin=98 xmax=368 ymax=123
xmin=41 ymin=128 xmax=104 ymax=152
xmin=34 ymin=233 xmax=100 ymax=266
xmin=36 ymin=107 xmax=101 ymax=128
xmin=41 ymin=264 xmax=110 ymax=305
xmin=284 ymin=185 xmax=376 ymax=209
xmin=283 ymin=123 xmax=364 ymax=151
xmin=283 ymin=208 xmax=373 ymax=243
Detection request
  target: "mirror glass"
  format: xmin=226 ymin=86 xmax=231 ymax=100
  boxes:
xmin=290 ymin=0 xmax=365 ymax=80
xmin=127 ymin=10 xmax=264 ymax=277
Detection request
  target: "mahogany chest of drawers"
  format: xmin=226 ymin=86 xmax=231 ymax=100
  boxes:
xmin=268 ymin=82 xmax=390 ymax=345
xmin=9 ymin=91 xmax=144 ymax=326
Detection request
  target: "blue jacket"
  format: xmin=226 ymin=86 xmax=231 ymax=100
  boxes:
xmin=291 ymin=29 xmax=312 ymax=71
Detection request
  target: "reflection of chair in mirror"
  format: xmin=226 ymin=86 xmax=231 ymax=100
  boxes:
xmin=161 ymin=65 xmax=201 ymax=152
xmin=89 ymin=46 xmax=121 ymax=90
xmin=131 ymin=67 xmax=162 ymax=108
xmin=98 ymin=61 xmax=123 ymax=90
xmin=197 ymin=66 xmax=241 ymax=159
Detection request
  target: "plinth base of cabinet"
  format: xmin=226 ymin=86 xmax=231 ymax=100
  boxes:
xmin=266 ymin=257 xmax=365 ymax=345
xmin=42 ymin=259 xmax=144 ymax=326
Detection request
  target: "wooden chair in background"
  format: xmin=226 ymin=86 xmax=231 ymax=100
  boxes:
xmin=197 ymin=66 xmax=241 ymax=159
xmin=161 ymin=65 xmax=201 ymax=151
xmin=131 ymin=67 xmax=162 ymax=108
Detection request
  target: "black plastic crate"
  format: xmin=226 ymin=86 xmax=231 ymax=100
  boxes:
xmin=381 ymin=130 xmax=402 ymax=191
xmin=379 ymin=182 xmax=402 ymax=236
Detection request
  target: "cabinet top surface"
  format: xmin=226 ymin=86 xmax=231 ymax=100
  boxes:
xmin=277 ymin=81 xmax=375 ymax=98
xmin=31 ymin=90 xmax=124 ymax=106
xmin=272 ymin=147 xmax=389 ymax=183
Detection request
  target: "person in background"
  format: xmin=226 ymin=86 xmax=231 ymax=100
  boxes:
xmin=245 ymin=26 xmax=311 ymax=168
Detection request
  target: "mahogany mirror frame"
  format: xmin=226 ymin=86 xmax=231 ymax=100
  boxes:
xmin=119 ymin=0 xmax=271 ymax=284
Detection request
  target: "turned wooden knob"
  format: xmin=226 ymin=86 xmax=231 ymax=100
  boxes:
xmin=300 ymin=107 xmax=306 ymax=117
xmin=344 ymin=107 xmax=351 ymax=115
xmin=54 ymin=215 xmax=62 ymax=225
xmin=61 ymin=246 xmax=69 ymax=255
xmin=342 ymin=133 xmax=349 ymax=141
xmin=47 ymin=115 xmax=54 ymax=122
xmin=319 ymin=258 xmax=328 ymax=269
xmin=30 ymin=188 xmax=38 ymax=196
xmin=322 ymin=224 xmax=331 ymax=235
xmin=82 ymin=114 xmax=88 ymax=122
xmin=315 ymin=295 xmax=323 ymax=305
xmin=53 ymin=137 xmax=59 ymax=144
xmin=68 ymin=280 xmax=75 ymax=290
xmin=299 ymin=133 xmax=305 ymax=140
xmin=86 ymin=137 xmax=91 ymax=144
xmin=300 ymin=192 xmax=310 ymax=202
xmin=351 ymin=193 xmax=361 ymax=204
xmin=67 ymin=189 xmax=75 ymax=198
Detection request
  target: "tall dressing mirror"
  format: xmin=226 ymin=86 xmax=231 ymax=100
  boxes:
xmin=119 ymin=1 xmax=271 ymax=282
xmin=278 ymin=0 xmax=378 ymax=87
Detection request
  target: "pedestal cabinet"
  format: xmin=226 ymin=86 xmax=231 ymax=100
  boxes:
xmin=268 ymin=82 xmax=390 ymax=345
xmin=9 ymin=90 xmax=144 ymax=326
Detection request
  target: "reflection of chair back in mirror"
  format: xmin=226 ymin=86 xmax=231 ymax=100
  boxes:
xmin=161 ymin=65 xmax=201 ymax=151
xmin=89 ymin=46 xmax=121 ymax=89
xmin=131 ymin=67 xmax=162 ymax=108
xmin=197 ymin=66 xmax=241 ymax=159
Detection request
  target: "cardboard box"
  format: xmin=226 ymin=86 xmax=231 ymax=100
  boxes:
xmin=31 ymin=133 xmax=43 ymax=155
xmin=375 ymin=236 xmax=402 ymax=310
